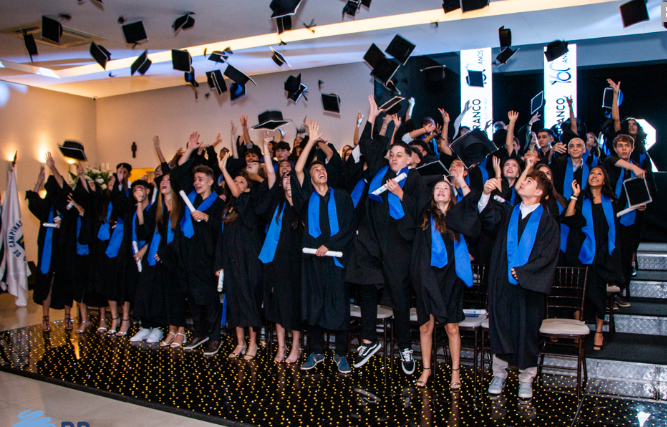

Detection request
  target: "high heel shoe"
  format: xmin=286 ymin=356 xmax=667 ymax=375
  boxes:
xmin=274 ymin=346 xmax=287 ymax=363
xmin=228 ymin=344 xmax=247 ymax=359
xmin=243 ymin=345 xmax=258 ymax=361
xmin=593 ymin=331 xmax=604 ymax=351
xmin=286 ymin=348 xmax=302 ymax=364
xmin=97 ymin=318 xmax=108 ymax=333
xmin=160 ymin=332 xmax=176 ymax=347
xmin=76 ymin=320 xmax=91 ymax=334
xmin=450 ymin=368 xmax=462 ymax=391
xmin=115 ymin=318 xmax=131 ymax=337
xmin=170 ymin=333 xmax=188 ymax=348
xmin=64 ymin=314 xmax=73 ymax=331
xmin=415 ymin=367 xmax=431 ymax=388
xmin=107 ymin=316 xmax=120 ymax=335
xmin=42 ymin=315 xmax=51 ymax=333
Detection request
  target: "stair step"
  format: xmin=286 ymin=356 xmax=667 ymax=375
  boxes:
xmin=616 ymin=301 xmax=667 ymax=317
xmin=633 ymin=270 xmax=667 ymax=281
xmin=586 ymin=333 xmax=667 ymax=366
xmin=630 ymin=280 xmax=667 ymax=299
xmin=637 ymin=253 xmax=667 ymax=271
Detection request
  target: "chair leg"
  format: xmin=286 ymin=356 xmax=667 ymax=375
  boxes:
xmin=480 ymin=329 xmax=486 ymax=383
xmin=576 ymin=339 xmax=583 ymax=398
xmin=473 ymin=328 xmax=479 ymax=382
xmin=383 ymin=319 xmax=387 ymax=372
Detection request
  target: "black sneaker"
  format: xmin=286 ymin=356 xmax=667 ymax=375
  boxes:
xmin=400 ymin=348 xmax=415 ymax=375
xmin=203 ymin=340 xmax=222 ymax=356
xmin=183 ymin=336 xmax=209 ymax=350
xmin=353 ymin=341 xmax=382 ymax=368
xmin=631 ymin=267 xmax=637 ymax=277
xmin=615 ymin=295 xmax=631 ymax=308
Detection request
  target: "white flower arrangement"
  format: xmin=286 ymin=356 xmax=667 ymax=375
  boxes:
xmin=69 ymin=167 xmax=113 ymax=190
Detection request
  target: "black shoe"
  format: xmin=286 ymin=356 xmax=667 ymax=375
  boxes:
xmin=615 ymin=295 xmax=631 ymax=308
xmin=183 ymin=336 xmax=209 ymax=350
xmin=400 ymin=348 xmax=415 ymax=375
xmin=353 ymin=341 xmax=382 ymax=368
xmin=203 ymin=340 xmax=222 ymax=356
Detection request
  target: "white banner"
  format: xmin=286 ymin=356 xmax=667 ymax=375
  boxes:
xmin=544 ymin=43 xmax=577 ymax=129
xmin=460 ymin=47 xmax=493 ymax=139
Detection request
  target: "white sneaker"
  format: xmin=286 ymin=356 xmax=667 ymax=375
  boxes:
xmin=129 ymin=327 xmax=153 ymax=342
xmin=146 ymin=328 xmax=164 ymax=343
xmin=518 ymin=381 xmax=533 ymax=399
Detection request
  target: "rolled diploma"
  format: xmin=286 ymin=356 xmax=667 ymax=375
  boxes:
xmin=132 ymin=241 xmax=143 ymax=273
xmin=302 ymin=248 xmax=343 ymax=258
xmin=179 ymin=190 xmax=201 ymax=222
xmin=370 ymin=172 xmax=407 ymax=196
xmin=217 ymin=270 xmax=224 ymax=292
xmin=42 ymin=223 xmax=59 ymax=228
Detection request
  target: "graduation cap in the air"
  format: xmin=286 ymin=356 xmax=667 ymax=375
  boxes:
xmin=343 ymin=0 xmax=361 ymax=16
xmin=442 ymin=0 xmax=460 ymax=13
xmin=173 ymin=12 xmax=195 ymax=32
xmin=619 ymin=0 xmax=650 ymax=27
xmin=495 ymin=47 xmax=517 ymax=66
xmin=621 ymin=176 xmax=652 ymax=213
xmin=544 ymin=40 xmax=568 ymax=62
xmin=284 ymin=74 xmax=307 ymax=103
xmin=131 ymin=50 xmax=151 ymax=75
xmin=271 ymin=48 xmax=289 ymax=66
xmin=322 ymin=93 xmax=341 ymax=113
xmin=90 ymin=42 xmax=111 ymax=69
xmin=450 ymin=129 xmax=497 ymax=167
xmin=230 ymin=83 xmax=246 ymax=102
xmin=385 ymin=35 xmax=415 ymax=65
xmin=416 ymin=160 xmax=449 ymax=177
xmin=531 ymin=91 xmax=544 ymax=115
xmin=466 ymin=70 xmax=485 ymax=87
xmin=41 ymin=16 xmax=63 ymax=44
xmin=122 ymin=20 xmax=148 ymax=45
xmin=371 ymin=57 xmax=401 ymax=87
xmin=59 ymin=141 xmax=87 ymax=162
xmin=206 ymin=70 xmax=227 ymax=95
xmin=363 ymin=43 xmax=385 ymax=69
xmin=379 ymin=96 xmax=404 ymax=113
xmin=384 ymin=77 xmax=401 ymax=95
xmin=421 ymin=64 xmax=446 ymax=82
xmin=276 ymin=16 xmax=292 ymax=34
xmin=498 ymin=26 xmax=512 ymax=49
xmin=461 ymin=0 xmax=489 ymax=12
xmin=22 ymin=29 xmax=38 ymax=62
xmin=271 ymin=0 xmax=302 ymax=33
xmin=171 ymin=49 xmax=192 ymax=72
xmin=252 ymin=111 xmax=291 ymax=130
xmin=208 ymin=51 xmax=228 ymax=64
xmin=184 ymin=68 xmax=198 ymax=87
xmin=224 ymin=64 xmax=256 ymax=86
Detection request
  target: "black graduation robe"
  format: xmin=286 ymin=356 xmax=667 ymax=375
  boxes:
xmin=551 ymin=154 xmax=597 ymax=198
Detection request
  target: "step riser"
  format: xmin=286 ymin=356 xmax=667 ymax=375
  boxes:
xmin=608 ymin=314 xmax=667 ymax=336
xmin=630 ymin=280 xmax=667 ymax=299
xmin=637 ymin=254 xmax=667 ymax=271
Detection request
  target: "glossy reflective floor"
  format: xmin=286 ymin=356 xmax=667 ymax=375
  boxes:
xmin=1 ymin=319 xmax=666 ymax=427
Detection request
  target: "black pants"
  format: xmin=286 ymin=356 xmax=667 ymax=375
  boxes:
xmin=359 ymin=285 xmax=411 ymax=350
xmin=186 ymin=291 xmax=222 ymax=341
xmin=140 ymin=319 xmax=161 ymax=329
xmin=309 ymin=324 xmax=348 ymax=357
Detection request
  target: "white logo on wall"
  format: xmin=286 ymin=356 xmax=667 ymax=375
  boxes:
xmin=543 ymin=43 xmax=577 ymax=129
xmin=460 ymin=47 xmax=493 ymax=139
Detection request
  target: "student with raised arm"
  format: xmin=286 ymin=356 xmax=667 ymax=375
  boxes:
xmin=290 ymin=121 xmax=355 ymax=374
xmin=171 ymin=131 xmax=226 ymax=356
xmin=346 ymin=96 xmax=424 ymax=375
xmin=477 ymin=172 xmax=560 ymax=400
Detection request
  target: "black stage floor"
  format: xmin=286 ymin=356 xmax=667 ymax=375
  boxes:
xmin=0 ymin=320 xmax=665 ymax=427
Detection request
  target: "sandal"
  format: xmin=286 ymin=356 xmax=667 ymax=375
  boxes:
xmin=107 ymin=316 xmax=120 ymax=335
xmin=450 ymin=368 xmax=462 ymax=391
xmin=115 ymin=318 xmax=131 ymax=337
xmin=76 ymin=320 xmax=91 ymax=334
xmin=64 ymin=314 xmax=73 ymax=331
xmin=244 ymin=345 xmax=258 ymax=361
xmin=228 ymin=344 xmax=247 ymax=359
xmin=42 ymin=315 xmax=51 ymax=333
xmin=170 ymin=333 xmax=188 ymax=348
xmin=286 ymin=348 xmax=302 ymax=364
xmin=97 ymin=318 xmax=108 ymax=333
xmin=160 ymin=332 xmax=177 ymax=347
xmin=274 ymin=346 xmax=287 ymax=363
xmin=415 ymin=367 xmax=431 ymax=388
xmin=593 ymin=332 xmax=604 ymax=351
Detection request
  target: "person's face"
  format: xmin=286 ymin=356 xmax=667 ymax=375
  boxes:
xmin=614 ymin=140 xmax=634 ymax=160
xmin=389 ymin=146 xmax=409 ymax=172
xmin=568 ymin=139 xmax=585 ymax=159
xmin=117 ymin=167 xmax=130 ymax=182
xmin=282 ymin=173 xmax=291 ymax=191
xmin=154 ymin=165 xmax=163 ymax=179
xmin=310 ymin=164 xmax=328 ymax=185
xmin=160 ymin=174 xmax=172 ymax=194
xmin=279 ymin=160 xmax=292 ymax=176
xmin=538 ymin=165 xmax=553 ymax=182
xmin=524 ymin=150 xmax=539 ymax=162
xmin=537 ymin=132 xmax=552 ymax=149
xmin=628 ymin=120 xmax=639 ymax=135
xmin=133 ymin=185 xmax=148 ymax=202
xmin=517 ymin=176 xmax=542 ymax=199
xmin=268 ymin=142 xmax=274 ymax=153
xmin=245 ymin=152 xmax=260 ymax=163
xmin=449 ymin=160 xmax=468 ymax=178
xmin=586 ymin=133 xmax=596 ymax=150
xmin=342 ymin=145 xmax=352 ymax=154
xmin=344 ymin=150 xmax=352 ymax=162
xmin=513 ymin=139 xmax=520 ymax=153
xmin=408 ymin=152 xmax=421 ymax=167
xmin=587 ymin=167 xmax=605 ymax=188
xmin=294 ymin=136 xmax=303 ymax=146
xmin=221 ymin=148 xmax=230 ymax=157
xmin=234 ymin=176 xmax=249 ymax=193
xmin=530 ymin=132 xmax=538 ymax=145
xmin=193 ymin=172 xmax=214 ymax=194
xmin=433 ymin=181 xmax=451 ymax=204
xmin=503 ymin=159 xmax=520 ymax=179
xmin=459 ymin=127 xmax=470 ymax=137
xmin=275 ymin=148 xmax=290 ymax=161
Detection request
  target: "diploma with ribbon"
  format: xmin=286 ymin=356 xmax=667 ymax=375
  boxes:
xmin=217 ymin=270 xmax=224 ymax=292
xmin=302 ymin=247 xmax=343 ymax=258
xmin=179 ymin=190 xmax=201 ymax=222
xmin=42 ymin=223 xmax=60 ymax=228
xmin=132 ymin=241 xmax=143 ymax=273
xmin=370 ymin=172 xmax=407 ymax=196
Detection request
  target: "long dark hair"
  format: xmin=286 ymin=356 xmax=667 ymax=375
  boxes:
xmin=586 ymin=132 xmax=601 ymax=158
xmin=621 ymin=118 xmax=647 ymax=152
xmin=221 ymin=171 xmax=252 ymax=225
xmin=155 ymin=172 xmax=180 ymax=232
xmin=275 ymin=172 xmax=300 ymax=230
xmin=420 ymin=180 xmax=460 ymax=242
xmin=537 ymin=164 xmax=567 ymax=208
xmin=582 ymin=166 xmax=616 ymax=202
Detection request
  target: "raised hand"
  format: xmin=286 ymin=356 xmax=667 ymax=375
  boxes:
xmin=240 ymin=115 xmax=248 ymax=126
xmin=424 ymin=122 xmax=436 ymax=134
xmin=368 ymin=95 xmax=379 ymax=122
xmin=434 ymin=123 xmax=443 ymax=135
xmin=483 ymin=178 xmax=501 ymax=195
xmin=525 ymin=156 xmax=537 ymax=171
xmin=187 ymin=132 xmax=201 ymax=150
xmin=508 ymin=110 xmax=519 ymax=122
xmin=607 ymin=79 xmax=621 ymax=93
xmin=175 ymin=147 xmax=186 ymax=157
xmin=382 ymin=114 xmax=392 ymax=125
xmin=230 ymin=120 xmax=238 ymax=135
xmin=438 ymin=108 xmax=450 ymax=123
xmin=552 ymin=142 xmax=567 ymax=154
xmin=463 ymin=100 xmax=471 ymax=112
xmin=219 ymin=151 xmax=230 ymax=168
xmin=484 ymin=119 xmax=493 ymax=131
xmin=44 ymin=152 xmax=55 ymax=169
xmin=212 ymin=133 xmax=222 ymax=147
xmin=392 ymin=114 xmax=401 ymax=127
xmin=153 ymin=135 xmax=160 ymax=148
xmin=571 ymin=179 xmax=580 ymax=197
xmin=492 ymin=156 xmax=502 ymax=178
xmin=37 ymin=165 xmax=46 ymax=184
xmin=67 ymin=194 xmax=85 ymax=216
xmin=529 ymin=113 xmax=541 ymax=125
xmin=565 ymin=96 xmax=573 ymax=106
xmin=307 ymin=120 xmax=322 ymax=143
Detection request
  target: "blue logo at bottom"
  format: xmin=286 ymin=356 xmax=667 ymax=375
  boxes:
xmin=13 ymin=410 xmax=90 ymax=427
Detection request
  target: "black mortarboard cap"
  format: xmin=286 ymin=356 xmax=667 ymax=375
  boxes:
xmin=416 ymin=160 xmax=449 ymax=176
xmin=421 ymin=64 xmax=446 ymax=82
xmin=270 ymin=0 xmax=303 ymax=17
xmin=384 ymin=77 xmax=401 ymax=94
xmin=22 ymin=29 xmax=38 ymax=62
xmin=466 ymin=70 xmax=484 ymax=87
xmin=208 ymin=51 xmax=228 ymax=63
xmin=173 ymin=12 xmax=195 ymax=32
xmin=623 ymin=176 xmax=652 ymax=207
xmin=378 ymin=96 xmax=404 ymax=112
xmin=131 ymin=50 xmax=151 ymax=75
xmin=122 ymin=20 xmax=148 ymax=45
xmin=461 ymin=0 xmax=489 ymax=12
xmin=531 ymin=91 xmax=544 ymax=115
xmin=371 ymin=57 xmax=400 ymax=85
xmin=276 ymin=16 xmax=292 ymax=34
xmin=450 ymin=128 xmax=497 ymax=167
xmin=252 ymin=111 xmax=291 ymax=130
xmin=224 ymin=64 xmax=256 ymax=86
xmin=602 ymin=87 xmax=614 ymax=109
xmin=172 ymin=49 xmax=192 ymax=72
xmin=498 ymin=26 xmax=512 ymax=49
xmin=131 ymin=180 xmax=151 ymax=192
xmin=544 ymin=40 xmax=568 ymax=62
xmin=41 ymin=16 xmax=63 ymax=44
xmin=284 ymin=74 xmax=307 ymax=103
xmin=271 ymin=48 xmax=289 ymax=66
xmin=495 ymin=47 xmax=517 ymax=65
xmin=443 ymin=0 xmax=460 ymax=12
xmin=343 ymin=1 xmax=360 ymax=16
xmin=322 ymin=93 xmax=341 ymax=113
xmin=206 ymin=70 xmax=227 ymax=95
xmin=184 ymin=68 xmax=198 ymax=87
xmin=230 ymin=83 xmax=246 ymax=102
xmin=116 ymin=162 xmax=133 ymax=173
xmin=363 ymin=43 xmax=385 ymax=69
xmin=385 ymin=34 xmax=415 ymax=65
xmin=619 ymin=0 xmax=650 ymax=27
xmin=59 ymin=141 xmax=87 ymax=161
xmin=361 ymin=0 xmax=372 ymax=6
xmin=90 ymin=42 xmax=111 ymax=70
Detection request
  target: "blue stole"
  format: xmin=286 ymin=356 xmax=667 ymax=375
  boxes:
xmin=40 ymin=207 xmax=55 ymax=274
xmin=457 ymin=177 xmax=469 ymax=203
xmin=564 ymin=157 xmax=589 ymax=199
xmin=432 ymin=140 xmax=440 ymax=159
xmin=510 ymin=186 xmax=516 ymax=205
xmin=615 ymin=162 xmax=636 ymax=226
xmin=97 ymin=201 xmax=113 ymax=241
xmin=307 ymin=188 xmax=343 ymax=268
xmin=579 ymin=196 xmax=615 ymax=265
xmin=259 ymin=203 xmax=284 ymax=264
xmin=506 ymin=204 xmax=543 ymax=285
xmin=479 ymin=157 xmax=489 ymax=184
xmin=559 ymin=200 xmax=570 ymax=253
xmin=429 ymin=216 xmax=473 ymax=287
xmin=76 ymin=216 xmax=89 ymax=256
xmin=105 ymin=217 xmax=124 ymax=258
xmin=368 ymin=166 xmax=408 ymax=220
xmin=350 ymin=179 xmax=366 ymax=208
xmin=181 ymin=190 xmax=218 ymax=238
xmin=582 ymin=150 xmax=598 ymax=167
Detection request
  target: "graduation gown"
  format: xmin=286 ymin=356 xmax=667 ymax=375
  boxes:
xmin=551 ymin=154 xmax=597 ymax=199
xmin=214 ymin=191 xmax=263 ymax=329
xmin=291 ymin=171 xmax=355 ymax=331
xmin=255 ymin=182 xmax=304 ymax=331
xmin=479 ymin=198 xmax=560 ymax=369
xmin=90 ymin=189 xmax=119 ymax=303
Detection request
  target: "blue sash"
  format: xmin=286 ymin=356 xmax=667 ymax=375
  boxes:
xmin=507 ymin=204 xmax=543 ymax=285
xmin=510 ymin=186 xmax=516 ymax=205
xmin=429 ymin=216 xmax=473 ymax=287
xmin=579 ymin=196 xmax=615 ymax=264
xmin=181 ymin=190 xmax=218 ymax=238
xmin=559 ymin=200 xmax=570 ymax=253
xmin=76 ymin=216 xmax=89 ymax=256
xmin=96 ymin=201 xmax=113 ymax=241
xmin=615 ymin=162 xmax=637 ymax=227
xmin=40 ymin=207 xmax=55 ymax=274
xmin=479 ymin=157 xmax=489 ymax=183
xmin=307 ymin=189 xmax=343 ymax=268
xmin=368 ymin=166 xmax=408 ymax=220
xmin=350 ymin=179 xmax=366 ymax=208
xmin=432 ymin=140 xmax=440 ymax=159
xmin=105 ymin=217 xmax=124 ymax=258
xmin=259 ymin=203 xmax=284 ymax=264
xmin=564 ymin=157 xmax=589 ymax=199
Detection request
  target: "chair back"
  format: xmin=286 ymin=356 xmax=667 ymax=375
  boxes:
xmin=463 ymin=264 xmax=489 ymax=311
xmin=546 ymin=266 xmax=589 ymax=319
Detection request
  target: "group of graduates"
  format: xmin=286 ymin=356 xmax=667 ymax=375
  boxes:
xmin=27 ymin=78 xmax=653 ymax=400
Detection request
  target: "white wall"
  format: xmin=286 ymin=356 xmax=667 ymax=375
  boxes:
xmin=0 ymin=81 xmax=97 ymax=263
xmin=95 ymin=62 xmax=374 ymax=169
